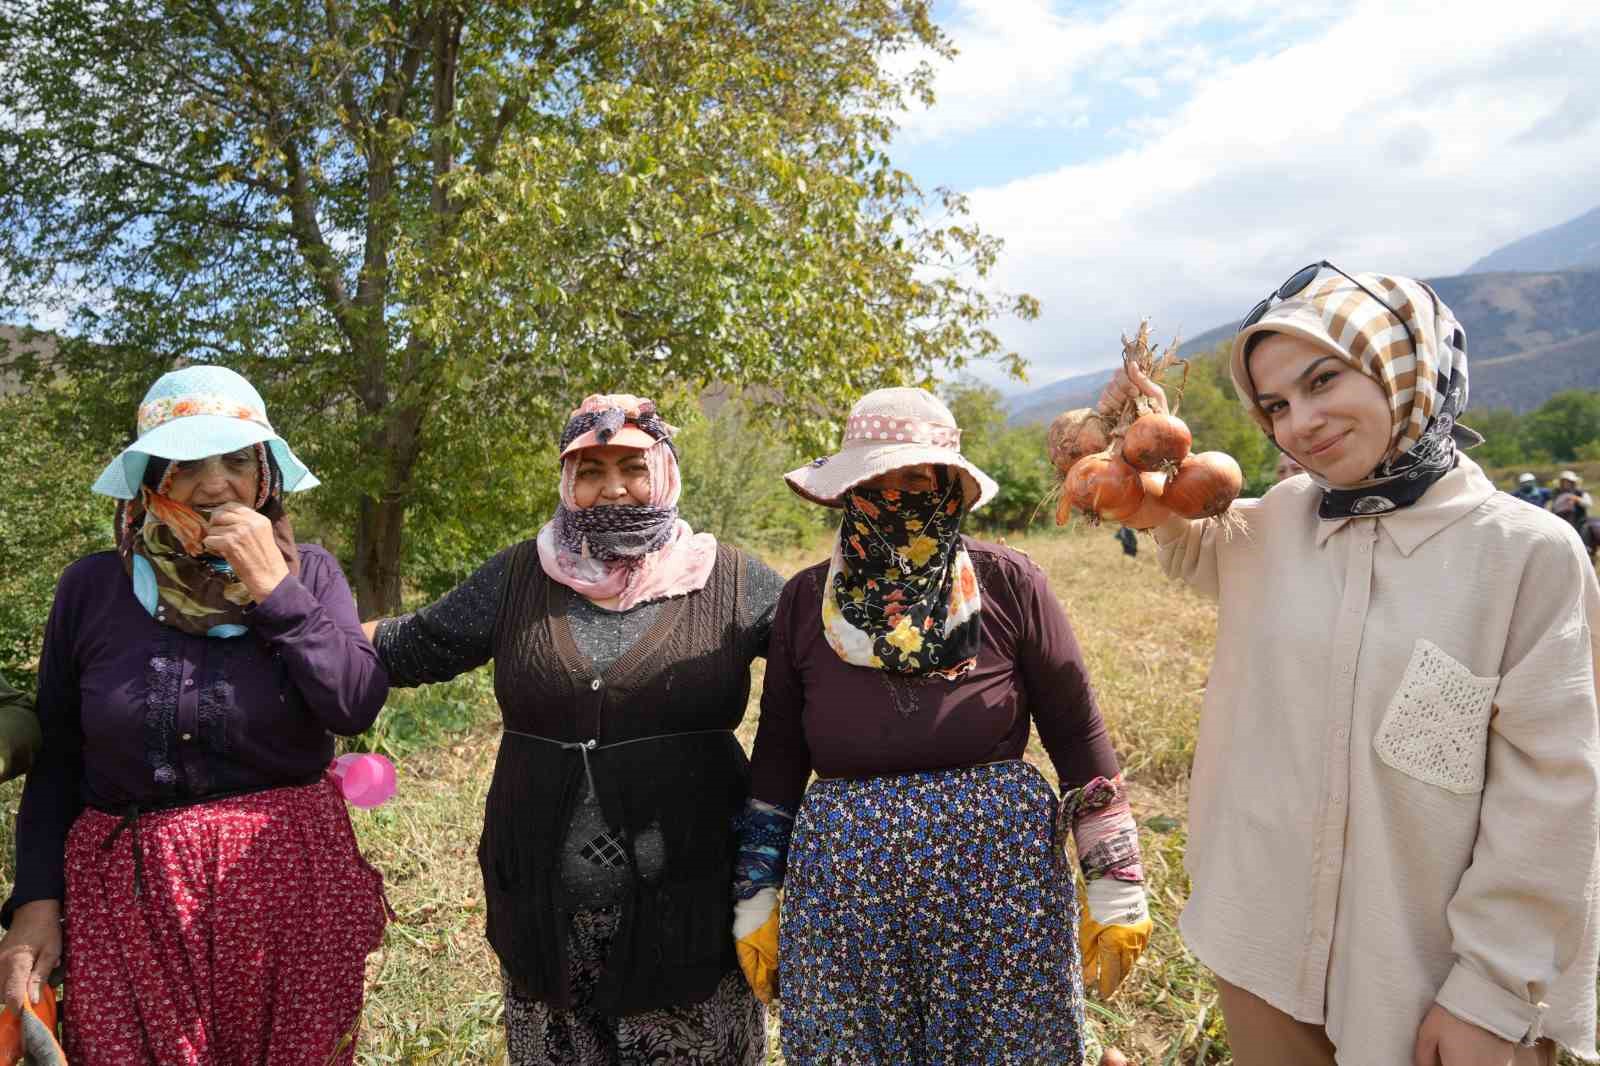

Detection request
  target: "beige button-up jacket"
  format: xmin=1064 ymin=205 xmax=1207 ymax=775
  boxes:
xmin=1157 ymin=456 xmax=1600 ymax=1063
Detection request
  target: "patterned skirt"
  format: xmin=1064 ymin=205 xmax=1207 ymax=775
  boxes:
xmin=502 ymin=907 xmax=766 ymax=1066
xmin=61 ymin=777 xmax=389 ymax=1066
xmin=780 ymin=760 xmax=1085 ymax=1066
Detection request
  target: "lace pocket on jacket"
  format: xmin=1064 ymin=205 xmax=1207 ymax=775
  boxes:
xmin=1373 ymin=638 xmax=1499 ymax=795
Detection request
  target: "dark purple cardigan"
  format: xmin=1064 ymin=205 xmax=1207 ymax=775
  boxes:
xmin=3 ymin=547 xmax=387 ymax=921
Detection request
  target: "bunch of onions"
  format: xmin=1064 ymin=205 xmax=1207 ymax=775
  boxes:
xmin=1056 ymin=413 xmax=1241 ymax=526
xmin=1048 ymin=320 xmax=1244 ymax=530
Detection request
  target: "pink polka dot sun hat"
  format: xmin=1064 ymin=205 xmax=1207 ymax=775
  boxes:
xmin=783 ymin=386 xmax=998 ymax=510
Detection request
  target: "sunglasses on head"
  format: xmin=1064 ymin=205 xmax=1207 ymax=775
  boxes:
xmin=1239 ymin=260 xmax=1419 ymax=359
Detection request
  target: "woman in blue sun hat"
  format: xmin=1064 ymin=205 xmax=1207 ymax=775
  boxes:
xmin=0 ymin=365 xmax=390 ymax=1065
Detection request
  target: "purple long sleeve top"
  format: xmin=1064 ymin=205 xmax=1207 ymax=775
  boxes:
xmin=3 ymin=546 xmax=387 ymax=919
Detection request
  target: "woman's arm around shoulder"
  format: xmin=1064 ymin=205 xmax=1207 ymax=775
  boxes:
xmin=249 ymin=544 xmax=387 ymax=735
xmin=740 ymin=553 xmax=788 ymax=660
xmin=0 ymin=671 xmax=39 ymax=784
xmin=365 ymin=545 xmax=513 ymax=689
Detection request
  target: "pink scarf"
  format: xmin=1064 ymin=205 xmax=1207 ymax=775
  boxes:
xmin=535 ymin=436 xmax=718 ymax=610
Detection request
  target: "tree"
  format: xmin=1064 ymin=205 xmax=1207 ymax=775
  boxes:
xmin=0 ymin=0 xmax=1035 ymax=615
xmin=941 ymin=378 xmax=1053 ymax=532
xmin=0 ymin=389 xmax=113 ymax=684
xmin=1520 ymin=391 xmax=1600 ymax=464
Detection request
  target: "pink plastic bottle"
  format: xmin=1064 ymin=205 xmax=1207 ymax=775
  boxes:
xmin=329 ymin=753 xmax=397 ymax=809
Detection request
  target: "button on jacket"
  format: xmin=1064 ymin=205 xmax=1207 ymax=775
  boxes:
xmin=1157 ymin=457 xmax=1600 ymax=1063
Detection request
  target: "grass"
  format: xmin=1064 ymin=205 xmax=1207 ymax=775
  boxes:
xmin=0 ymin=524 xmax=1585 ymax=1063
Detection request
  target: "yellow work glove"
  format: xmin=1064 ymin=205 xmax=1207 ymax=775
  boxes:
xmin=732 ymin=887 xmax=779 ymax=1004
xmin=1079 ymin=913 xmax=1152 ymax=999
xmin=1079 ymin=877 xmax=1151 ymax=999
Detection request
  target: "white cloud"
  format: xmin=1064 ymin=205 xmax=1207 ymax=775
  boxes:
xmin=952 ymin=0 xmax=1600 ymax=379
xmin=893 ymin=0 xmax=1337 ymax=145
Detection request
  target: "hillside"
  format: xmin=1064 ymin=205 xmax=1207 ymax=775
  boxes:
xmin=1010 ymin=267 xmax=1600 ymax=424
xmin=1467 ymin=204 xmax=1600 ymax=274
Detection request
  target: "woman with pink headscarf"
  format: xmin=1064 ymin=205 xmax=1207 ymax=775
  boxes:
xmin=363 ymin=394 xmax=785 ymax=1065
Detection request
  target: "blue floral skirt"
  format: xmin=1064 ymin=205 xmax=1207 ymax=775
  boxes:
xmin=779 ymin=760 xmax=1085 ymax=1065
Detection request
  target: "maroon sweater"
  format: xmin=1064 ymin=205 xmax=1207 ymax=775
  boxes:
xmin=749 ymin=538 xmax=1119 ymax=811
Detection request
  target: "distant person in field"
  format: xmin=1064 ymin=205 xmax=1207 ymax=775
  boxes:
xmin=1101 ymin=264 xmax=1598 ymax=1066
xmin=1549 ymin=469 xmax=1591 ymax=529
xmin=361 ymin=394 xmax=782 ymax=1066
xmin=0 ymin=365 xmax=390 ymax=1065
xmin=740 ymin=387 xmax=1150 ymax=1065
xmin=0 ymin=671 xmax=40 ymax=784
xmin=1509 ymin=471 xmax=1550 ymax=507
xmin=1274 ymin=451 xmax=1304 ymax=482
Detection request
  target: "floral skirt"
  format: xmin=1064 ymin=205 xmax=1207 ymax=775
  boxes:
xmin=61 ymin=777 xmax=389 ymax=1066
xmin=502 ymin=907 xmax=765 ymax=1066
xmin=780 ymin=760 xmax=1084 ymax=1066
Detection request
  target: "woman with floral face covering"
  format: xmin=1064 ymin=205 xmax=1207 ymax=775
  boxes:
xmin=363 ymin=394 xmax=785 ymax=1066
xmin=0 ymin=365 xmax=389 ymax=1065
xmin=738 ymin=387 xmax=1150 ymax=1065
xmin=1101 ymin=266 xmax=1600 ymax=1065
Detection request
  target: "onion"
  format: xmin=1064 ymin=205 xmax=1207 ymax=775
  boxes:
xmin=1048 ymin=408 xmax=1110 ymax=475
xmin=1122 ymin=412 xmax=1192 ymax=473
xmin=1163 ymin=451 xmax=1243 ymax=519
xmin=1066 ymin=451 xmax=1145 ymax=520
xmin=1122 ymin=472 xmax=1171 ymax=530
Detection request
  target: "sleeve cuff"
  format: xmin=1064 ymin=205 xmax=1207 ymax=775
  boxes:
xmin=248 ymin=574 xmax=320 ymax=639
xmin=1436 ymin=962 xmax=1548 ymax=1046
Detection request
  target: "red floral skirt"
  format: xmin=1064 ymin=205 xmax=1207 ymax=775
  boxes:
xmin=62 ymin=776 xmax=389 ymax=1066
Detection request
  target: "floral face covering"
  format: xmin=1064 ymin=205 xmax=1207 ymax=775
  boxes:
xmin=822 ymin=469 xmax=982 ymax=680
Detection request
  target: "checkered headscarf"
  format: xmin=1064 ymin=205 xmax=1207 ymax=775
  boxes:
xmin=1231 ymin=271 xmax=1480 ymax=518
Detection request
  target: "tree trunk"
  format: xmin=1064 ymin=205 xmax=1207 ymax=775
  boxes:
xmin=352 ymin=493 xmax=407 ymax=619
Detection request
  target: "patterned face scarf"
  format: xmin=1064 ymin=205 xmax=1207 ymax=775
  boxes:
xmin=822 ymin=467 xmax=983 ymax=680
xmin=114 ymin=445 xmax=300 ymax=638
xmin=1237 ymin=272 xmax=1480 ymax=520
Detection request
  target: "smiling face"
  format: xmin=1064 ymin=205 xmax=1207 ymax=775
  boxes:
xmin=571 ymin=444 xmax=652 ymax=508
xmin=1249 ymin=333 xmax=1393 ymax=488
xmin=165 ymin=448 xmax=260 ymax=510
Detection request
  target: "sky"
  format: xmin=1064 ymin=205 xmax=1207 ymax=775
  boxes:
xmin=894 ymin=0 xmax=1600 ymax=393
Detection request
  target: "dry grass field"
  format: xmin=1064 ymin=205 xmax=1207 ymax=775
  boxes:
xmin=0 ymin=524 xmax=1588 ymax=1063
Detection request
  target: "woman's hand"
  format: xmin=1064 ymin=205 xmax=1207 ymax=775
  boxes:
xmin=1099 ymin=356 xmax=1169 ymax=418
xmin=0 ymin=899 xmax=61 ymax=1012
xmin=1413 ymin=1004 xmax=1517 ymax=1066
xmin=203 ymin=502 xmax=290 ymax=603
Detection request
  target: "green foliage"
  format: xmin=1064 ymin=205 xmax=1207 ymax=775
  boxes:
xmin=942 ymin=378 xmax=1056 ymax=532
xmin=672 ymin=393 xmax=833 ymax=553
xmin=1518 ymin=390 xmax=1600 ymax=463
xmin=0 ymin=389 xmax=116 ymax=686
xmin=0 ymin=0 xmax=1036 ymax=615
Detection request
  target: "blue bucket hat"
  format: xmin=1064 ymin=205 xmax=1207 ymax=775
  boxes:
xmin=91 ymin=365 xmax=319 ymax=498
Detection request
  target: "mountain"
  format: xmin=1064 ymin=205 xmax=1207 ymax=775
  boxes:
xmin=1005 ymin=367 xmax=1118 ymax=427
xmin=1008 ymin=266 xmax=1600 ymax=424
xmin=1466 ymin=205 xmax=1600 ymax=274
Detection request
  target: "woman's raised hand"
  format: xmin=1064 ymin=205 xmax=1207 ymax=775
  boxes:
xmin=204 ymin=502 xmax=290 ymax=603
xmin=0 ymin=899 xmax=61 ymax=1013
xmin=1099 ymin=356 xmax=1169 ymax=419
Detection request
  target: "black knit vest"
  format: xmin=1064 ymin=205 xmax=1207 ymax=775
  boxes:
xmin=481 ymin=540 xmax=753 ymax=1015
